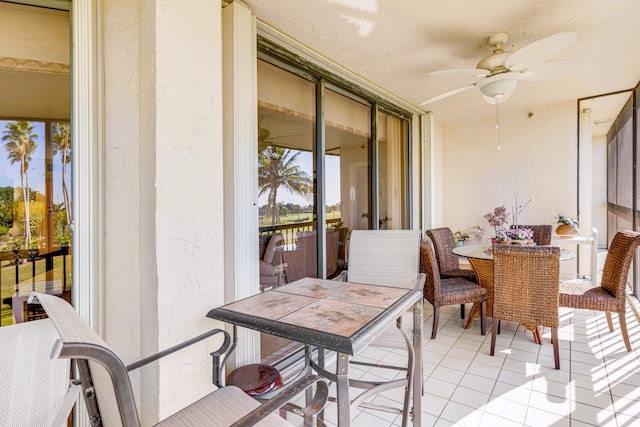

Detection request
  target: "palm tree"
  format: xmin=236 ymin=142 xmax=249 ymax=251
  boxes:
xmin=52 ymin=122 xmax=72 ymax=225
xmin=258 ymin=146 xmax=312 ymax=225
xmin=3 ymin=120 xmax=37 ymax=248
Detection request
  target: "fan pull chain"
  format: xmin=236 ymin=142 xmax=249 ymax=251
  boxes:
xmin=495 ymin=98 xmax=501 ymax=150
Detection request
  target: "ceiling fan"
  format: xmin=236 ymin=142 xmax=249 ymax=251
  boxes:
xmin=421 ymin=31 xmax=593 ymax=106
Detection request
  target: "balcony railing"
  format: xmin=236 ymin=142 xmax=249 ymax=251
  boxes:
xmin=259 ymin=218 xmax=342 ymax=244
xmin=0 ymin=246 xmax=72 ymax=326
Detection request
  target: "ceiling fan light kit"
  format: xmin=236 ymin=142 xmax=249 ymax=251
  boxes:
xmin=476 ymin=72 xmax=522 ymax=104
xmin=421 ymin=31 xmax=590 ymax=107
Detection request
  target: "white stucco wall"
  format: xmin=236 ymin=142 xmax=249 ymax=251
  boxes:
xmin=442 ymin=101 xmax=578 ymax=237
xmin=103 ymin=0 xmax=225 ymax=423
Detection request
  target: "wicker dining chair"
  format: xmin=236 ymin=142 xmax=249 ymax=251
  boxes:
xmin=559 ymin=230 xmax=640 ymax=352
xmin=425 ymin=227 xmax=478 ymax=319
xmin=421 ymin=238 xmax=487 ymax=339
xmin=509 ymin=224 xmax=553 ymax=245
xmin=491 ymin=245 xmax=561 ymax=369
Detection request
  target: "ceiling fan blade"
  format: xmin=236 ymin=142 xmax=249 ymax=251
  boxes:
xmin=420 ymin=84 xmax=476 ymax=106
xmin=522 ymin=60 xmax=596 ymax=81
xmin=429 ymin=68 xmax=489 ymax=79
xmin=505 ymin=32 xmax=578 ymax=72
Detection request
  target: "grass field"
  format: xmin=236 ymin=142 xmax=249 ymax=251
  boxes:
xmin=259 ymin=211 xmax=341 ymax=226
xmin=0 ymin=255 xmax=72 ymax=326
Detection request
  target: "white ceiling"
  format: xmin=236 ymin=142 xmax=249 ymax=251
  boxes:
xmin=245 ymin=0 xmax=640 ymax=135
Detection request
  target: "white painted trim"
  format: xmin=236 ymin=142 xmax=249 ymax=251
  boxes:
xmin=421 ymin=113 xmax=432 ymax=231
xmin=71 ymin=1 xmax=104 ymax=425
xmin=256 ymin=21 xmax=424 ymax=116
xmin=578 ymin=107 xmax=593 ymax=276
xmin=222 ymin=1 xmax=260 ymax=368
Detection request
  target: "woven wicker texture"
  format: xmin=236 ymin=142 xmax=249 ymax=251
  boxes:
xmin=420 ymin=239 xmax=486 ymax=338
xmin=425 ymin=228 xmax=478 ymax=282
xmin=560 ymin=230 xmax=640 ymax=313
xmin=493 ymin=245 xmax=560 ymax=327
xmin=467 ymin=258 xmax=495 ymax=318
xmin=510 ymin=224 xmax=553 ymax=245
xmin=559 ymin=230 xmax=640 ymax=352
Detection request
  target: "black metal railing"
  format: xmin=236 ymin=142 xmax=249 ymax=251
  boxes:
xmin=0 ymin=246 xmax=71 ymax=326
xmin=259 ymin=218 xmax=341 ymax=244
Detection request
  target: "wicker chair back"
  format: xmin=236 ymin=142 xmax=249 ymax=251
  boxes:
xmin=493 ymin=245 xmax=560 ymax=328
xmin=601 ymin=230 xmax=640 ymax=304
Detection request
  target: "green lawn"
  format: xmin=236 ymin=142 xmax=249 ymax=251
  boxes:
xmin=0 ymin=256 xmax=72 ymax=326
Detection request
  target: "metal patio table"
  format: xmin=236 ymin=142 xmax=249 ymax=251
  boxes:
xmin=207 ymin=277 xmax=424 ymax=426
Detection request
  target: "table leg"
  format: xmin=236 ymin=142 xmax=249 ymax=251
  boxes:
xmin=412 ymin=300 xmax=423 ymax=427
xmin=336 ymin=353 xmax=351 ymax=426
xmin=303 ymin=346 xmax=316 ymax=427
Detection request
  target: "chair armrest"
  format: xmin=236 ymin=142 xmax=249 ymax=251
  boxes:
xmin=126 ymin=328 xmax=231 ymax=387
xmin=231 ymin=375 xmax=328 ymax=426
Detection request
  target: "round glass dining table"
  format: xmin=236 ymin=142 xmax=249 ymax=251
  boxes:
xmin=452 ymin=244 xmax=576 ymax=344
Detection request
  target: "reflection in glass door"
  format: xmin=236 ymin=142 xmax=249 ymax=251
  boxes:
xmin=257 ymin=59 xmax=315 ymax=362
xmin=0 ymin=3 xmax=72 ymax=327
xmin=378 ymin=110 xmax=408 ymax=230
xmin=256 ymin=56 xmax=412 ymax=364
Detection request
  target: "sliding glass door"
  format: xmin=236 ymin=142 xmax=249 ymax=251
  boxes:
xmin=256 ymin=52 xmax=412 ymax=363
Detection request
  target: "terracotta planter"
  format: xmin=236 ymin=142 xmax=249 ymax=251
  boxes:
xmin=556 ymin=224 xmax=579 ymax=236
xmin=496 ymin=239 xmax=534 ymax=246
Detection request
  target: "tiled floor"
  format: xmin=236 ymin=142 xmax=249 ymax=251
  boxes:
xmin=286 ymin=298 xmax=640 ymax=426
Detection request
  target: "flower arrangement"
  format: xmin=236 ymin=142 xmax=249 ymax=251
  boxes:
xmin=555 ymin=215 xmax=580 ymax=236
xmin=557 ymin=215 xmax=579 ymax=227
xmin=486 ymin=203 xmax=534 ymax=244
xmin=484 ymin=206 xmax=509 ymax=228
xmin=454 ymin=226 xmax=486 ymax=242
xmin=496 ymin=227 xmax=534 ymax=241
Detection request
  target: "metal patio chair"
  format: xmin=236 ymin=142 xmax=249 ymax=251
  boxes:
xmin=334 ymin=229 xmax=425 ymax=427
xmin=29 ymin=292 xmax=328 ymax=426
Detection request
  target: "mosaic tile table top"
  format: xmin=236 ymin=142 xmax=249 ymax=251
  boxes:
xmin=207 ymin=277 xmax=422 ymax=355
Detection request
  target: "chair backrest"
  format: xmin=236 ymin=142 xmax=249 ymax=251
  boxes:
xmin=419 ymin=238 xmax=442 ymax=303
xmin=262 ymin=232 xmax=285 ymax=264
xmin=510 ymin=224 xmax=552 ymax=245
xmin=493 ymin=245 xmax=560 ymax=328
xmin=0 ymin=319 xmax=71 ymax=426
xmin=290 ymin=229 xmax=339 ymax=279
xmin=601 ymin=230 xmax=640 ymax=302
xmin=425 ymin=227 xmax=460 ymax=274
xmin=31 ymin=292 xmax=140 ymax=427
xmin=347 ymin=229 xmax=421 ymax=289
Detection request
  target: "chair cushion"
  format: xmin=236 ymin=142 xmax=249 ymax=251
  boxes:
xmin=157 ymin=385 xmax=290 ymax=426
xmin=438 ymin=278 xmax=487 ymax=307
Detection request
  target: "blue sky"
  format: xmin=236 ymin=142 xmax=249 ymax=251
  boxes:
xmin=258 ymin=150 xmax=341 ymax=207
xmin=0 ymin=120 xmax=70 ymax=204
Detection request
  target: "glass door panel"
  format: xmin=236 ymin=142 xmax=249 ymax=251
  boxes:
xmin=378 ymin=111 xmax=408 ymax=230
xmin=0 ymin=4 xmax=72 ymax=328
xmin=257 ymin=59 xmax=315 ymax=362
xmin=325 ymin=89 xmax=371 ymax=237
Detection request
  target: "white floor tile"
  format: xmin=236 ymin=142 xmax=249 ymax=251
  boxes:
xmin=314 ymin=304 xmax=640 ymax=427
